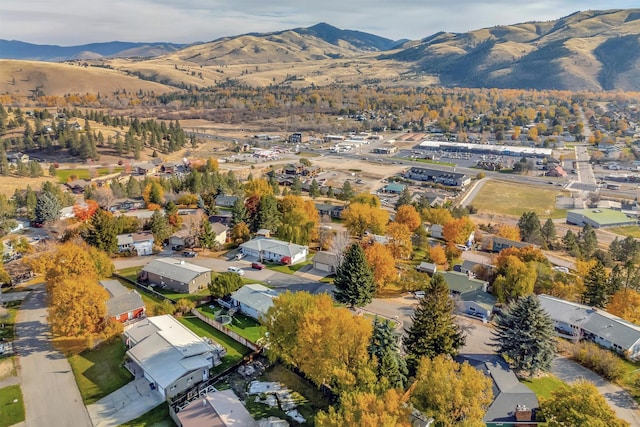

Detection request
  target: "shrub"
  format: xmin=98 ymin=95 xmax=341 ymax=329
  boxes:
xmin=562 ymin=340 xmax=626 ymax=381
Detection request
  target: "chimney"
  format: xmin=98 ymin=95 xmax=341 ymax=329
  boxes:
xmin=515 ymin=404 xmax=532 ymax=422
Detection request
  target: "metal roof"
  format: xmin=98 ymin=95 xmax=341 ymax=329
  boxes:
xmin=142 ymin=258 xmax=211 ymax=283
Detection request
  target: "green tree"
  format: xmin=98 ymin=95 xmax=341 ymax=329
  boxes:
xmin=339 ymin=180 xmax=354 ymax=201
xmin=230 ymin=197 xmax=246 ymax=227
xmin=541 ymin=218 xmax=557 ymax=249
xmin=582 ymin=261 xmax=611 ymax=308
xmin=334 ymin=243 xmax=376 ymax=308
xmin=309 ymin=179 xmax=320 ymax=198
xmin=257 ymin=194 xmax=281 ymax=232
xmin=82 ymin=209 xmax=118 ymax=253
xmin=539 ymin=380 xmax=629 ymax=427
xmin=208 ymin=272 xmax=244 ymax=298
xmin=577 ymin=223 xmax=598 ymax=259
xmin=198 ymin=219 xmax=217 ymax=249
xmin=126 ymin=176 xmax=141 ymax=198
xmin=403 ymin=274 xmax=465 ymax=370
xmin=562 ymin=229 xmax=579 ymax=255
xmin=35 ymin=191 xmax=61 ymax=224
xmin=368 ymin=317 xmax=407 ymax=390
xmin=491 ymin=295 xmax=556 ymax=376
xmin=25 ymin=186 xmax=37 ymax=220
xmin=48 ymin=163 xmax=57 ymax=177
xmin=148 ymin=210 xmax=171 ymax=244
xmin=395 ymin=186 xmax=412 ymax=210
xmin=291 ymin=176 xmax=302 ymax=196
xmin=517 ymin=211 xmax=541 ymax=244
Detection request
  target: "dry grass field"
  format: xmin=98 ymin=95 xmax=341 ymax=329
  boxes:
xmin=0 ymin=176 xmax=53 ymax=197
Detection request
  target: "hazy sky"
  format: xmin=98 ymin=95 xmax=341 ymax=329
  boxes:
xmin=1 ymin=1 xmax=638 ymax=46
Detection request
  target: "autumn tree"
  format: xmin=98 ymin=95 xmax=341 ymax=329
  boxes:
xmin=352 ymin=193 xmax=381 ymax=207
xmin=142 ymin=180 xmax=164 ymax=206
xmin=315 ymin=389 xmax=411 ymax=427
xmin=607 ymin=289 xmax=640 ymax=324
xmin=442 ymin=217 xmax=476 ymax=245
xmin=429 ymin=244 xmax=448 ymax=267
xmin=244 ymin=178 xmax=273 ymax=198
xmin=539 ymin=380 xmax=629 ymax=427
xmin=48 ymin=276 xmax=109 ymax=337
xmin=496 ymin=223 xmax=520 ymax=241
xmin=72 ymin=199 xmax=99 ymax=222
xmin=335 ymin=243 xmax=376 ymax=307
xmin=364 ymin=243 xmax=397 ymax=290
xmin=410 ymin=355 xmax=493 ymax=427
xmin=403 ymin=274 xmax=465 ymax=370
xmin=492 ymin=255 xmax=536 ymax=302
xmin=342 ymin=202 xmax=389 ymax=237
xmin=395 ymin=204 xmax=421 ymax=231
xmin=422 ymin=207 xmax=453 ymax=226
xmin=492 ymin=295 xmax=556 ymax=376
xmin=230 ymin=221 xmax=250 ymax=244
xmin=385 ymin=222 xmax=413 ymax=260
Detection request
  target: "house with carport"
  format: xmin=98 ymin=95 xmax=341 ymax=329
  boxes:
xmin=538 ymin=294 xmax=640 ymax=360
xmin=239 ymin=237 xmax=308 ymax=265
xmin=123 ymin=315 xmax=225 ymax=399
xmin=140 ymin=258 xmax=211 ymax=294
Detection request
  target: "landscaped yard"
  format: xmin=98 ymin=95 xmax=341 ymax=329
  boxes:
xmin=0 ymin=385 xmax=25 ymax=427
xmin=178 ymin=315 xmax=252 ymax=374
xmin=522 ymin=374 xmax=566 ymax=400
xmin=68 ymin=339 xmax=133 ymax=404
xmin=56 ymin=167 xmax=123 ymax=183
xmin=119 ymin=402 xmax=174 ymax=427
xmin=471 ymin=179 xmax=568 ymax=218
xmin=0 ymin=300 xmax=20 ymax=342
xmin=617 ymin=357 xmax=640 ymax=402
xmin=608 ymin=226 xmax=640 ymax=238
xmin=116 ymin=266 xmax=140 ymax=282
xmin=266 ymin=260 xmax=311 ymax=275
xmin=199 ymin=306 xmax=267 ymax=343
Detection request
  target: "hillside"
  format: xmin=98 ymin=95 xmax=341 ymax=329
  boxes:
xmin=383 ymin=9 xmax=640 ymax=91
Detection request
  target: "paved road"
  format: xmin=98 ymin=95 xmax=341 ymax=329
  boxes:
xmin=16 ymin=285 xmax=92 ymax=427
xmin=552 ymin=357 xmax=640 ymax=426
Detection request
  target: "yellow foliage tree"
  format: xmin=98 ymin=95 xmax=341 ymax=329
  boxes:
xmin=493 ymin=255 xmax=537 ymax=302
xmin=315 ymin=389 xmax=411 ymax=427
xmin=244 ymin=178 xmax=274 ymax=198
xmin=386 ymin=223 xmax=413 ymax=260
xmin=343 ymin=203 xmax=389 ymax=237
xmin=352 ymin=193 xmax=381 ymax=207
xmin=496 ymin=224 xmax=521 ymax=241
xmin=443 ymin=217 xmax=476 ymax=245
xmin=410 ymin=355 xmax=493 ymax=427
xmin=607 ymin=289 xmax=640 ymax=324
xmin=395 ymin=205 xmax=421 ymax=231
xmin=48 ymin=276 xmax=109 ymax=337
xmin=364 ymin=243 xmax=397 ymax=290
xmin=421 ymin=207 xmax=453 ymax=225
xmin=429 ymin=244 xmax=448 ymax=267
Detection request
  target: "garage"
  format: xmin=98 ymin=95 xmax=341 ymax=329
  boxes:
xmin=312 ymin=251 xmax=339 ymax=273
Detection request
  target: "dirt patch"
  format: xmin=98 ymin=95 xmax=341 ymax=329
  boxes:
xmin=0 ymin=357 xmax=16 ymax=379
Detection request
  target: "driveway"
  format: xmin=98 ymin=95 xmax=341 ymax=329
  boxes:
xmin=16 ymin=285 xmax=92 ymax=427
xmin=87 ymin=377 xmax=164 ymax=427
xmin=551 ymin=357 xmax=640 ymax=426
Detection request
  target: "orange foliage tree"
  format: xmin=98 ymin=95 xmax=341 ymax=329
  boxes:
xmin=442 ymin=217 xmax=476 ymax=245
xmin=72 ymin=199 xmax=99 ymax=222
xmin=607 ymin=289 xmax=640 ymax=324
xmin=395 ymin=205 xmax=421 ymax=231
xmin=364 ymin=243 xmax=397 ymax=290
xmin=496 ymin=224 xmax=521 ymax=241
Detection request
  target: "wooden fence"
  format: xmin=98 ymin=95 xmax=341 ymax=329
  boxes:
xmin=190 ymin=309 xmax=261 ymax=352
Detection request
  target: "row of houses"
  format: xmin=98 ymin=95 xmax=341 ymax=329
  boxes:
xmin=405 ymin=167 xmax=471 ymax=188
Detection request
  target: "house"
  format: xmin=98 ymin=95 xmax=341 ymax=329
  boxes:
xmin=484 ymin=236 xmax=533 ymax=253
xmin=255 ymin=229 xmax=271 ymax=238
xmin=416 ymin=262 xmax=437 ymax=274
xmin=111 ymin=198 xmax=145 ymax=212
xmin=161 ymin=162 xmax=179 ymax=174
xmin=314 ymin=203 xmax=345 ymax=219
xmin=454 ymin=260 xmax=482 ymax=277
xmin=380 ymin=183 xmax=406 ymax=194
xmin=538 ymin=294 xmax=640 ymax=360
xmin=118 ymin=209 xmax=164 ymax=221
xmin=239 ymin=237 xmax=309 ymax=265
xmin=6 ymin=152 xmax=29 ymax=164
xmin=229 ymin=284 xmax=278 ymax=321
xmin=117 ymin=232 xmax=155 ymax=256
xmin=312 ymin=251 xmax=340 ymax=273
xmin=441 ymin=271 xmax=495 ymax=320
xmin=172 ymin=390 xmax=256 ymax=427
xmin=566 ymin=208 xmax=638 ymax=229
xmin=420 ymin=192 xmax=446 ymax=207
xmin=405 ymin=167 xmax=471 ymax=187
xmin=214 ymin=195 xmax=239 ymax=208
xmin=65 ymin=179 xmax=92 ymax=194
xmin=457 ymin=354 xmax=542 ymax=426
xmin=98 ymin=279 xmax=145 ymax=323
xmin=123 ymin=315 xmax=225 ymax=399
xmin=136 ymin=163 xmax=157 ymax=176
xmin=168 ymin=229 xmax=196 ymax=250
xmin=545 ymin=165 xmax=567 ymax=177
xmin=429 ymin=224 xmax=444 ymax=239
xmin=209 ymin=212 xmax=233 ymax=226
xmin=140 ymin=258 xmax=211 ymax=294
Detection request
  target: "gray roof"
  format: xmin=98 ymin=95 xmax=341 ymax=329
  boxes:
xmin=210 ymin=222 xmax=228 ymax=234
xmin=441 ymin=271 xmax=487 ymax=294
xmin=460 ymin=260 xmax=479 ymax=272
xmin=417 ymin=262 xmax=437 ymax=272
xmin=240 ymin=237 xmax=308 ymax=258
xmin=99 ymin=279 xmax=129 ymax=298
xmin=99 ymin=280 xmax=145 ymax=317
xmin=458 ymin=355 xmax=539 ymax=424
xmin=215 ymin=195 xmax=239 ymax=205
xmin=491 ymin=236 xmax=533 ymax=249
xmin=142 ymin=258 xmax=211 ymax=283
xmin=231 ymin=284 xmax=278 ymax=318
xmin=312 ymin=251 xmax=339 ymax=267
xmin=538 ymin=294 xmax=640 ymax=351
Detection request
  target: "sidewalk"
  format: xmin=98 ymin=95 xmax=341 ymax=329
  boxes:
xmin=87 ymin=378 xmax=164 ymax=427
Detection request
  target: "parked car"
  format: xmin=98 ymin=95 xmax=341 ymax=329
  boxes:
xmin=182 ymin=251 xmax=197 ymax=258
xmin=172 ymin=244 xmax=184 ymax=251
xmin=235 ymin=252 xmax=245 ymax=260
xmin=413 ymin=291 xmax=425 ymax=299
xmin=227 ymin=266 xmax=245 ymax=276
xmin=251 ymin=262 xmax=265 ymax=270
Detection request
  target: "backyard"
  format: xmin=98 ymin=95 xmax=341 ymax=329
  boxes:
xmin=471 ymin=179 xmax=568 ymax=219
xmin=522 ymin=374 xmax=566 ymax=400
xmin=199 ymin=305 xmax=267 ymax=343
xmin=119 ymin=402 xmax=175 ymax=427
xmin=68 ymin=339 xmax=133 ymax=404
xmin=55 ymin=167 xmax=124 ymax=183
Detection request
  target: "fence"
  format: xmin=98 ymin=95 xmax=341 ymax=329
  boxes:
xmin=113 ymin=273 xmax=176 ymax=304
xmin=190 ymin=309 xmax=261 ymax=352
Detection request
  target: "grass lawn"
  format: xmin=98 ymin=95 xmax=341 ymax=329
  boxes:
xmin=199 ymin=306 xmax=267 ymax=343
xmin=472 ymin=179 xmax=568 ymax=219
xmin=155 ymin=287 xmax=210 ymax=304
xmin=116 ymin=266 xmax=140 ymax=282
xmin=0 ymin=385 xmax=25 ymax=427
xmin=0 ymin=301 xmax=21 ymax=342
xmin=608 ymin=226 xmax=640 ymax=238
xmin=413 ymin=158 xmax=456 ymax=167
xmin=56 ymin=167 xmax=123 ymax=183
xmin=68 ymin=339 xmax=133 ymax=404
xmin=119 ymin=402 xmax=174 ymax=427
xmin=178 ymin=316 xmax=251 ymax=374
xmin=616 ymin=357 xmax=640 ymax=402
xmin=266 ymin=260 xmax=311 ymax=275
xmin=522 ymin=375 xmax=566 ymax=400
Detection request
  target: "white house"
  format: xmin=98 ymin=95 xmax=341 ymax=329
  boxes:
xmin=229 ymin=284 xmax=278 ymax=321
xmin=117 ymin=232 xmax=155 ymax=256
xmin=239 ymin=237 xmax=308 ymax=265
xmin=123 ymin=315 xmax=226 ymax=399
xmin=538 ymin=294 xmax=640 ymax=360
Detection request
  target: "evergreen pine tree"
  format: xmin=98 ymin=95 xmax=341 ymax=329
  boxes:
xmin=34 ymin=191 xmax=61 ymax=224
xmin=541 ymin=218 xmax=557 ymax=249
xmin=582 ymin=261 xmax=610 ymax=308
xmin=83 ymin=209 xmax=118 ymax=253
xmin=368 ymin=317 xmax=407 ymax=390
xmin=403 ymin=274 xmax=465 ymax=370
xmin=257 ymin=195 xmax=280 ymax=231
xmin=395 ymin=186 xmax=412 ymax=210
xmin=198 ymin=219 xmax=217 ymax=250
xmin=148 ymin=209 xmax=171 ymax=244
xmin=126 ymin=176 xmax=141 ymax=198
xmin=334 ymin=243 xmax=375 ymax=308
xmin=517 ymin=211 xmax=542 ymax=244
xmin=309 ymin=179 xmax=320 ymax=198
xmin=231 ymin=197 xmax=247 ymax=227
xmin=339 ymin=181 xmax=354 ymax=201
xmin=291 ymin=176 xmax=302 ymax=196
xmin=492 ymin=295 xmax=556 ymax=376
xmin=577 ymin=223 xmax=598 ymax=259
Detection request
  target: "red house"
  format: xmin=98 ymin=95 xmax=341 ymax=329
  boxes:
xmin=99 ymin=280 xmax=146 ymax=323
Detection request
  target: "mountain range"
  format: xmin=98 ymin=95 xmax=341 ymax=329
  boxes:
xmin=2 ymin=9 xmax=640 ymax=92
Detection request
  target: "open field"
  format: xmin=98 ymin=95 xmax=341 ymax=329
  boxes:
xmin=68 ymin=339 xmax=133 ymax=404
xmin=0 ymin=176 xmax=53 ymax=197
xmin=608 ymin=226 xmax=640 ymax=238
xmin=471 ymin=180 xmax=569 ymax=219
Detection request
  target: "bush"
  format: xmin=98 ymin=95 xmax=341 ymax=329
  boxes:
xmin=561 ymin=340 xmax=626 ymax=381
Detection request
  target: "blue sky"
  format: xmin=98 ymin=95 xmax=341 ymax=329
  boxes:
xmin=1 ymin=1 xmax=638 ymax=45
